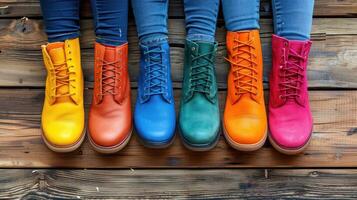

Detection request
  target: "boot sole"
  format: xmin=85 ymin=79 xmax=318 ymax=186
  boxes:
xmin=88 ymin=127 xmax=133 ymax=154
xmin=268 ymin=131 xmax=312 ymax=155
xmin=222 ymin=122 xmax=267 ymax=152
xmin=136 ymin=133 xmax=176 ymax=149
xmin=179 ymin=126 xmax=221 ymax=152
xmin=41 ymin=126 xmax=86 ymax=153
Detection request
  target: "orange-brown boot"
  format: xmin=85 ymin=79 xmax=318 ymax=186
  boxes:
xmin=88 ymin=42 xmax=132 ymax=154
xmin=223 ymin=30 xmax=267 ymax=151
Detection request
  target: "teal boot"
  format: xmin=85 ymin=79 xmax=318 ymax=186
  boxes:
xmin=179 ymin=39 xmax=220 ymax=151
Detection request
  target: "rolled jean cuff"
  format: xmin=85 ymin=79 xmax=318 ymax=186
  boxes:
xmin=47 ymin=31 xmax=80 ymax=43
xmin=226 ymin=20 xmax=260 ymax=32
xmin=96 ymin=37 xmax=127 ymax=47
xmin=187 ymin=34 xmax=215 ymax=43
xmin=139 ymin=34 xmax=168 ymax=46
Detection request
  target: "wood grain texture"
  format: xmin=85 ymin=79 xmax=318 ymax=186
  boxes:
xmin=0 ymin=0 xmax=356 ymax=198
xmin=0 ymin=18 xmax=356 ymax=88
xmin=2 ymin=169 xmax=357 ymax=199
xmin=0 ymin=0 xmax=356 ymax=18
xmin=0 ymin=89 xmax=355 ymax=168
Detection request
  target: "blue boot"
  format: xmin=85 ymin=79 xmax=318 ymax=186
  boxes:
xmin=134 ymin=40 xmax=176 ymax=148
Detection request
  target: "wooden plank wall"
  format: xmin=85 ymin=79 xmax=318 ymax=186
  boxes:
xmin=0 ymin=0 xmax=356 ymax=198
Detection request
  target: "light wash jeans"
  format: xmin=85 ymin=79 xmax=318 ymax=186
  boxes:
xmin=131 ymin=0 xmax=220 ymax=43
xmin=222 ymin=0 xmax=314 ymax=40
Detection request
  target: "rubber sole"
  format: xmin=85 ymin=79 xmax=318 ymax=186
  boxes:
xmin=137 ymin=133 xmax=176 ymax=149
xmin=268 ymin=132 xmax=312 ymax=155
xmin=88 ymin=128 xmax=133 ymax=154
xmin=179 ymin=127 xmax=221 ymax=152
xmin=222 ymin=123 xmax=267 ymax=152
xmin=41 ymin=126 xmax=86 ymax=153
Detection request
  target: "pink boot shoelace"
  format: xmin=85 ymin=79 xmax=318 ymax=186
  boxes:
xmin=279 ymin=48 xmax=307 ymax=101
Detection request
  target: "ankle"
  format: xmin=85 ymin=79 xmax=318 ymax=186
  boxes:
xmin=187 ymin=34 xmax=215 ymax=43
xmin=140 ymin=34 xmax=168 ymax=46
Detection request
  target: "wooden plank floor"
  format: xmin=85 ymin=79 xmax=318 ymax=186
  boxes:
xmin=0 ymin=0 xmax=356 ymax=198
xmin=2 ymin=169 xmax=357 ymax=199
xmin=0 ymin=89 xmax=356 ymax=168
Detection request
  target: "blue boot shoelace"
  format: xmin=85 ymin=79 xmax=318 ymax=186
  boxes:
xmin=143 ymin=47 xmax=168 ymax=97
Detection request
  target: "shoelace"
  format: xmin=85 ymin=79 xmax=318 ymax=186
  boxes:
xmin=225 ymin=39 xmax=258 ymax=96
xmin=52 ymin=62 xmax=76 ymax=98
xmin=279 ymin=48 xmax=306 ymax=100
xmin=143 ymin=47 xmax=167 ymax=96
xmin=189 ymin=52 xmax=215 ymax=95
xmin=97 ymin=59 xmax=121 ymax=96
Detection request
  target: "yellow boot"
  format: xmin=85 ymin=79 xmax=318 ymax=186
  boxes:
xmin=41 ymin=38 xmax=85 ymax=152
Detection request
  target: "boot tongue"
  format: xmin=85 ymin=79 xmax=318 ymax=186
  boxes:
xmin=102 ymin=47 xmax=117 ymax=97
xmin=236 ymin=32 xmax=255 ymax=97
xmin=47 ymin=42 xmax=70 ymax=102
xmin=289 ymin=41 xmax=304 ymax=53
xmin=196 ymin=42 xmax=215 ymax=55
xmin=194 ymin=42 xmax=214 ymax=72
xmin=47 ymin=42 xmax=66 ymax=64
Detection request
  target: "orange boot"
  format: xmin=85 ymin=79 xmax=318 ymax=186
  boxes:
xmin=88 ymin=42 xmax=132 ymax=154
xmin=223 ymin=30 xmax=267 ymax=151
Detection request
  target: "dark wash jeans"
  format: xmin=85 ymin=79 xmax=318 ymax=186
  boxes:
xmin=40 ymin=0 xmax=128 ymax=46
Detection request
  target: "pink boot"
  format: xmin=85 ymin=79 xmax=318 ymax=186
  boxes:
xmin=268 ymin=34 xmax=313 ymax=155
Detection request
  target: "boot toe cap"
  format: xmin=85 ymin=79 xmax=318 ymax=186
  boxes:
xmin=269 ymin=123 xmax=312 ymax=149
xmin=269 ymin=115 xmax=312 ymax=149
xmin=224 ymin=116 xmax=267 ymax=145
xmin=42 ymin=121 xmax=84 ymax=147
xmin=180 ymin=116 xmax=220 ymax=146
xmin=134 ymin=101 xmax=176 ymax=146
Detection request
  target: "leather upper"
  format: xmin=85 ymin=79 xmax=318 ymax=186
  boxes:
xmin=269 ymin=34 xmax=313 ymax=149
xmin=223 ymin=30 xmax=267 ymax=145
xmin=179 ymin=40 xmax=220 ymax=146
xmin=134 ymin=41 xmax=176 ymax=145
xmin=88 ymin=42 xmax=132 ymax=148
xmin=41 ymin=38 xmax=85 ymax=147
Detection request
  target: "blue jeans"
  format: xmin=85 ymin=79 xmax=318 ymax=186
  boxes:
xmin=222 ymin=0 xmax=314 ymax=41
xmin=131 ymin=0 xmax=219 ymax=43
xmin=131 ymin=0 xmax=169 ymax=44
xmin=272 ymin=0 xmax=314 ymax=41
xmin=222 ymin=0 xmax=260 ymax=31
xmin=40 ymin=0 xmax=128 ymax=46
xmin=184 ymin=0 xmax=219 ymax=42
